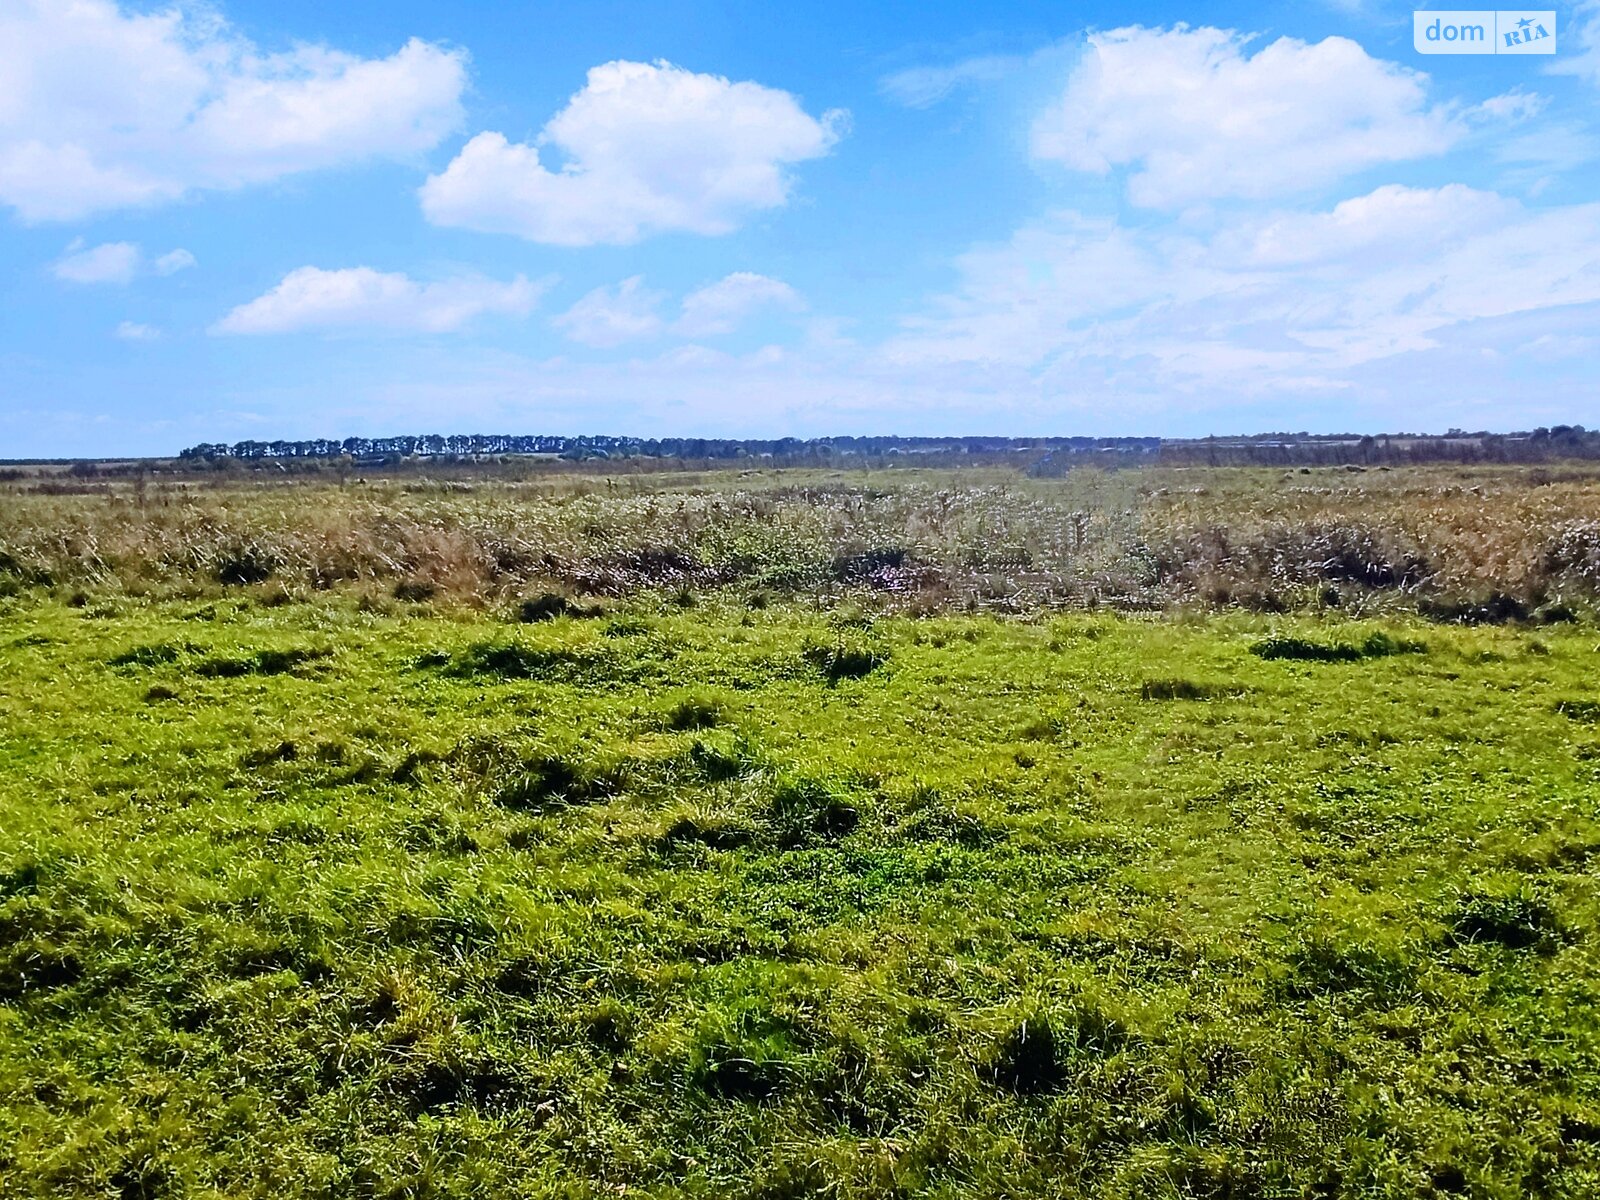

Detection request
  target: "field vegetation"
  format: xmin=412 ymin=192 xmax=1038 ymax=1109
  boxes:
xmin=2 ymin=462 xmax=1599 ymax=1197
xmin=3 ymin=463 xmax=1600 ymax=619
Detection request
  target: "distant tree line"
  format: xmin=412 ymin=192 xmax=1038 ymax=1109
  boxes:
xmin=171 ymin=427 xmax=1600 ymax=469
xmin=1154 ymin=427 xmax=1600 ymax=467
xmin=177 ymin=434 xmax=1163 ymax=462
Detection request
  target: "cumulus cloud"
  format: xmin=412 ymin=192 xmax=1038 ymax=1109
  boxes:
xmin=213 ymin=267 xmax=544 ymax=335
xmin=0 ymin=0 xmax=467 ymax=221
xmin=552 ymin=277 xmax=667 ymax=347
xmin=1030 ymin=26 xmax=1460 ymax=208
xmin=51 ymin=240 xmax=140 ymax=284
xmin=886 ymin=185 xmax=1600 ymax=393
xmin=51 ymin=240 xmax=196 ymax=283
xmin=420 ymin=60 xmax=845 ymax=245
xmin=674 ymin=273 xmax=803 ymax=336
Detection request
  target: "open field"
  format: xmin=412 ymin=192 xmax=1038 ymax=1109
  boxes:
xmin=2 ymin=464 xmax=1600 ymax=1197
xmin=4 ymin=463 xmax=1600 ymax=618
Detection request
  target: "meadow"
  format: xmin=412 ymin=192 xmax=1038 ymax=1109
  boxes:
xmin=2 ymin=462 xmax=1600 ymax=1198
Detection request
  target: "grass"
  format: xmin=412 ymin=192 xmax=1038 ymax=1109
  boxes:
xmin=6 ymin=462 xmax=1600 ymax=617
xmin=1 ymin=578 xmax=1599 ymax=1198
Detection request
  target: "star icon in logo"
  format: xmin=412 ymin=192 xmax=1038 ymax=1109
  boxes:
xmin=1517 ymin=16 xmax=1533 ymax=30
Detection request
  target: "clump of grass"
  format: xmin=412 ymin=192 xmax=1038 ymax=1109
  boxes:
xmin=1554 ymin=699 xmax=1600 ymax=723
xmin=516 ymin=592 xmax=587 ymax=622
xmin=658 ymin=811 xmax=756 ymax=851
xmin=193 ymin=646 xmax=330 ymax=678
xmin=1018 ymin=712 xmax=1071 ymax=741
xmin=1141 ymin=678 xmax=1221 ymax=701
xmin=1251 ymin=632 xmax=1425 ymax=662
xmin=392 ymin=578 xmax=437 ymax=603
xmin=108 ymin=642 xmax=192 ymax=669
xmin=214 ymin=540 xmax=278 ymax=586
xmin=984 ymin=1004 xmax=1125 ymax=1095
xmin=494 ymin=752 xmax=619 ymax=811
xmin=686 ymin=735 xmax=762 ymax=781
xmin=803 ymin=639 xmax=888 ymax=683
xmin=768 ymin=776 xmax=860 ymax=847
xmin=580 ymin=997 xmax=635 ymax=1051
xmin=1451 ymin=887 xmax=1564 ymax=950
xmin=239 ymin=740 xmax=298 ymax=768
xmin=667 ymin=694 xmax=723 ymax=731
xmin=1283 ymin=932 xmax=1416 ymax=1000
xmin=449 ymin=641 xmax=614 ymax=681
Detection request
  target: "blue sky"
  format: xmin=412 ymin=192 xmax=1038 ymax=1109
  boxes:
xmin=3 ymin=0 xmax=1599 ymax=456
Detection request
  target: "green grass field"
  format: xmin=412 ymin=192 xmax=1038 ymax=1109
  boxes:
xmin=3 ymin=582 xmax=1599 ymax=1197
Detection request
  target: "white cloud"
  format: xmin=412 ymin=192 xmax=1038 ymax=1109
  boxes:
xmin=879 ymin=55 xmax=1021 ymax=108
xmin=114 ymin=320 xmax=160 ymax=341
xmin=154 ymin=248 xmax=196 ymax=276
xmin=212 ymin=267 xmax=544 ymax=335
xmin=1030 ymin=26 xmax=1460 ymax=208
xmin=1548 ymin=1 xmax=1600 ymax=87
xmin=674 ymin=272 xmax=803 ymax=336
xmin=552 ymin=276 xmax=666 ymax=347
xmin=1470 ymin=89 xmax=1547 ymax=123
xmin=51 ymin=240 xmax=197 ymax=283
xmin=420 ymin=60 xmax=845 ymax=245
xmin=51 ymin=240 xmax=139 ymax=284
xmin=885 ymin=185 xmax=1600 ymax=395
xmin=0 ymin=0 xmax=466 ymax=221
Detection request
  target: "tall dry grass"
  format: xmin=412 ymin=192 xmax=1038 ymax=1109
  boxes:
xmin=1 ymin=464 xmax=1596 ymax=617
